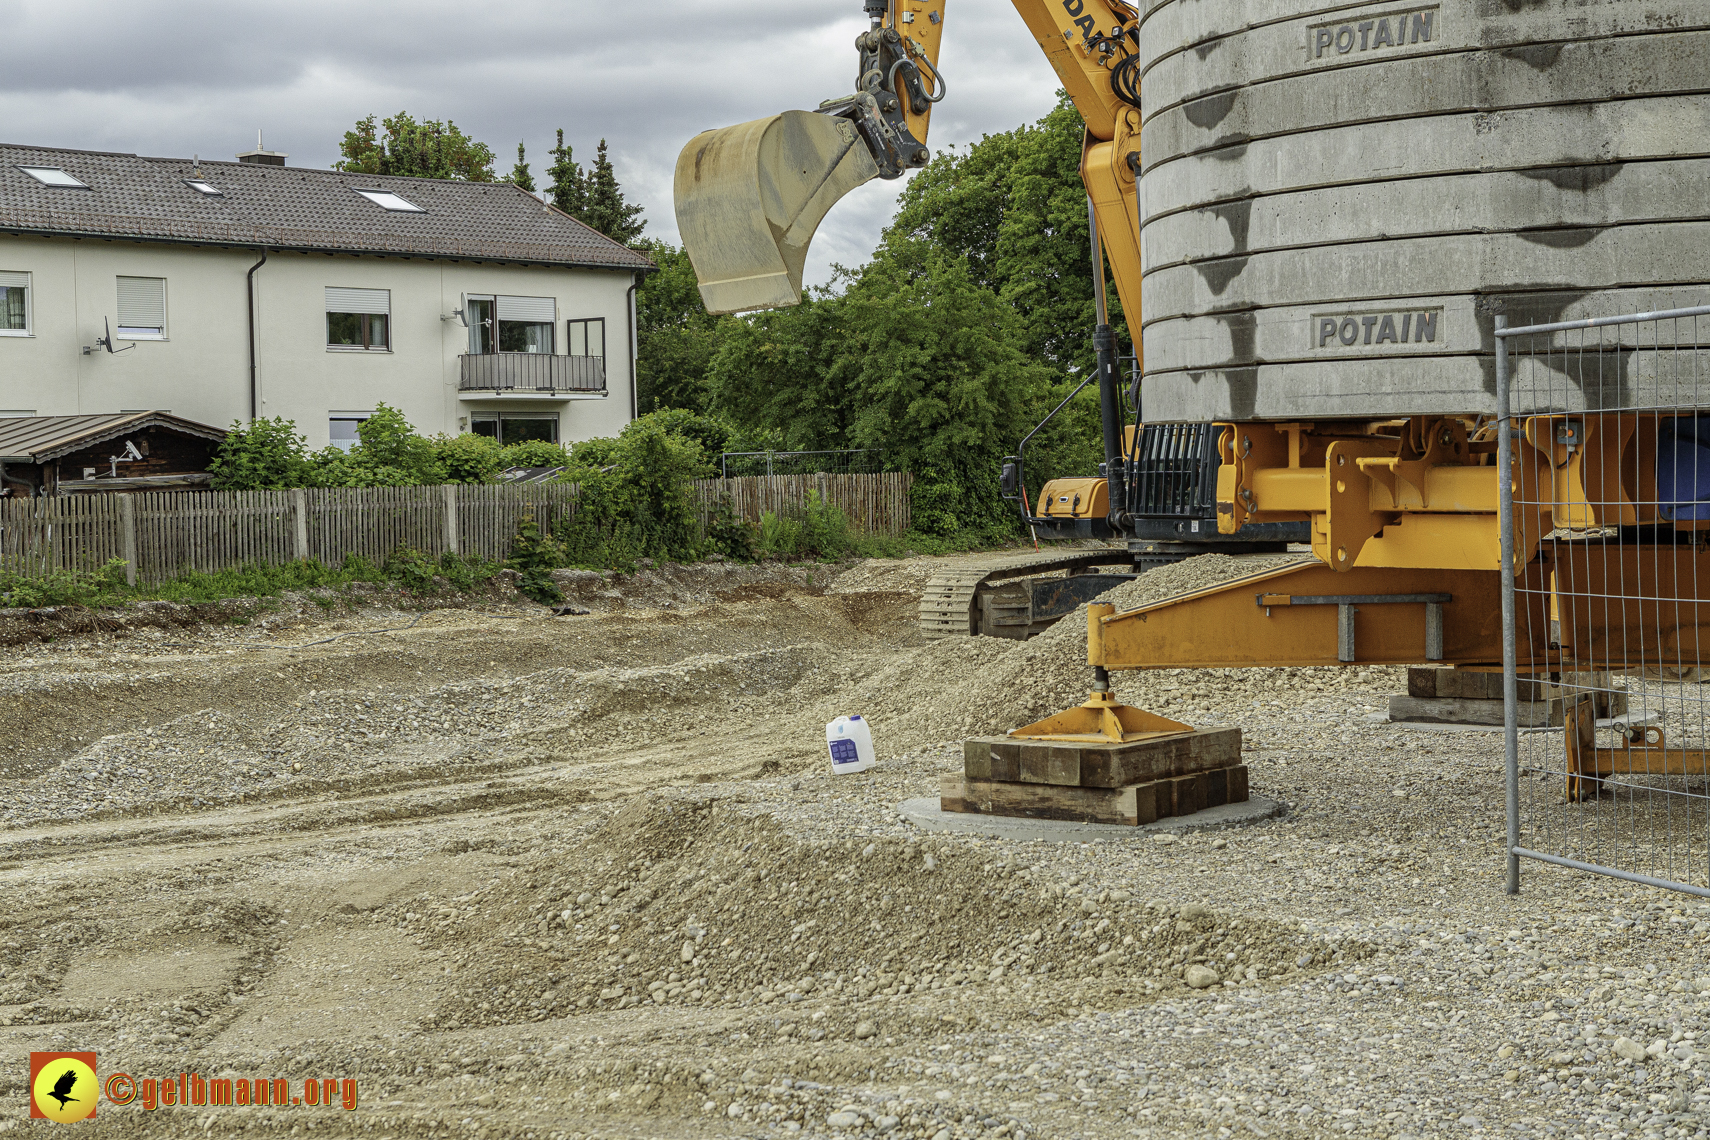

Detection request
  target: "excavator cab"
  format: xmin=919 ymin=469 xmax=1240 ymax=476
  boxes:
xmin=672 ymin=0 xmax=947 ymax=315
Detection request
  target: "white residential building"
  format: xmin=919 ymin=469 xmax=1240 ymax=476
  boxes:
xmin=0 ymin=143 xmax=653 ymax=449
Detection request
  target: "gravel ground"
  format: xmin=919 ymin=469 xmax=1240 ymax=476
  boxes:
xmin=1 ymin=551 xmax=1708 ymax=1140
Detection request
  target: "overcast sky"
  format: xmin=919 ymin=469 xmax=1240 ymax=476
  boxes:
xmin=0 ymin=0 xmax=1062 ymax=287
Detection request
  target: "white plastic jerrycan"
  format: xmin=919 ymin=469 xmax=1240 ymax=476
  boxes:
xmin=826 ymin=715 xmax=876 ymax=774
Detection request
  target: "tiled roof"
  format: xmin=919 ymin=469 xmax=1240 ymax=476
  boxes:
xmin=0 ymin=411 xmax=225 ymax=462
xmin=0 ymin=144 xmax=654 ymax=272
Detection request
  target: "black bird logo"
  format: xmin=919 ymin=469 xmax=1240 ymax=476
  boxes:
xmin=45 ymin=1067 xmax=78 ymax=1110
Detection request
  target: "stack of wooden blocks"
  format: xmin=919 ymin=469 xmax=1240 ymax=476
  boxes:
xmin=942 ymin=728 xmax=1246 ymax=826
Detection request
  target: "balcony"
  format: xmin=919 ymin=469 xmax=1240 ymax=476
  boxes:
xmin=458 ymin=353 xmax=606 ymax=399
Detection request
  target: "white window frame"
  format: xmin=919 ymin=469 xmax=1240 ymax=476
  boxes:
xmin=354 ymin=188 xmax=425 ymax=213
xmin=328 ymin=411 xmax=373 ymax=452
xmin=17 ymin=166 xmax=90 ymax=189
xmin=0 ymin=271 xmax=31 ymax=338
xmin=116 ymin=276 xmax=167 ymax=341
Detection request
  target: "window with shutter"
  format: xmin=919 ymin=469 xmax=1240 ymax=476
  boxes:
xmin=116 ymin=276 xmax=167 ymax=339
xmin=497 ymin=295 xmax=554 ymax=354
xmin=325 ymin=287 xmax=390 ymax=350
xmin=0 ymin=271 xmax=28 ymax=336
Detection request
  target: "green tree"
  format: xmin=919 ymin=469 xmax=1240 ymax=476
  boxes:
xmin=336 ymin=112 xmax=496 ymax=182
xmin=701 ymin=93 xmax=1119 ymax=530
xmin=635 ymin=240 xmax=722 ymax=414
xmin=208 ymin=418 xmax=313 ymax=490
xmin=579 ymin=139 xmax=646 ymax=244
xmin=627 ymin=407 xmax=730 ymax=465
xmin=544 ymin=128 xmax=587 ymax=218
xmin=836 ymin=241 xmax=1053 ymax=533
xmin=508 ymin=141 xmax=535 ymax=192
xmin=885 ymin=92 xmax=1124 ymax=378
xmin=707 ymin=289 xmax=856 ymax=453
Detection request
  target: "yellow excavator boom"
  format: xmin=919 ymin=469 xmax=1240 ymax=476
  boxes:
xmin=673 ymin=0 xmax=1146 ymax=323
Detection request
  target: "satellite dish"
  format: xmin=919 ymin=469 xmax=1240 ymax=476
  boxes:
xmin=95 ymin=317 xmax=135 ymax=355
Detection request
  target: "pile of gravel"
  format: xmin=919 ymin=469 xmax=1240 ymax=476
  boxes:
xmin=424 ymin=794 xmax=1354 ymax=1035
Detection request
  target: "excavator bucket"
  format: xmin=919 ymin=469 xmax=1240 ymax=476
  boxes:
xmin=673 ymin=110 xmax=879 ymax=315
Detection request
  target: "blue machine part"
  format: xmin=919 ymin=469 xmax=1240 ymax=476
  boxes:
xmin=1656 ymin=416 xmax=1710 ymax=522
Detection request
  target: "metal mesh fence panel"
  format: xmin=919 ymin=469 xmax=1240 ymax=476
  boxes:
xmin=1501 ymin=301 xmax=1710 ymax=898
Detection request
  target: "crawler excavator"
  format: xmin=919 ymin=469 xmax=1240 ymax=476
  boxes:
xmin=672 ymin=0 xmax=1304 ymax=644
xmin=672 ymin=0 xmax=1710 ymax=786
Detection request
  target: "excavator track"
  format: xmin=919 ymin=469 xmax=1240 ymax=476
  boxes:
xmin=918 ymin=549 xmax=1136 ymax=639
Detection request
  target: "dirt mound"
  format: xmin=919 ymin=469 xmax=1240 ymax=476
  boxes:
xmin=550 ymin=559 xmax=843 ymax=612
xmin=421 ymin=794 xmax=1357 ymax=1037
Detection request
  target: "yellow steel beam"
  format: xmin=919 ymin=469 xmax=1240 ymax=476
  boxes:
xmin=1092 ymin=559 xmax=1552 ymax=669
xmin=1007 ymin=0 xmax=1130 ymax=142
xmin=1554 ymin=543 xmax=1710 ymax=668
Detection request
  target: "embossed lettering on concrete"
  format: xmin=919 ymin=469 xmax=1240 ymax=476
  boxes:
xmin=1312 ymin=308 xmax=1443 ymax=349
xmin=1308 ymin=6 xmax=1436 ymax=61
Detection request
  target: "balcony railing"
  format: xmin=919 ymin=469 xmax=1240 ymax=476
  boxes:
xmin=458 ymin=353 xmax=606 ymax=394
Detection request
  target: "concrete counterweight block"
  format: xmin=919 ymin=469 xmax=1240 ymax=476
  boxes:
xmin=1134 ymin=0 xmax=1710 ymax=423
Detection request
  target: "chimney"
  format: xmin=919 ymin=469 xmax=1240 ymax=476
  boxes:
xmin=236 ymin=129 xmax=287 ymax=167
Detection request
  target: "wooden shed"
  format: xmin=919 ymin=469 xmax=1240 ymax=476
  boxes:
xmin=0 ymin=412 xmax=225 ymax=496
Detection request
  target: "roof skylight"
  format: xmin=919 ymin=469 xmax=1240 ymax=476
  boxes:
xmin=355 ymin=188 xmax=425 ymax=213
xmin=18 ymin=166 xmax=90 ymax=189
xmin=184 ymin=179 xmax=223 ymax=197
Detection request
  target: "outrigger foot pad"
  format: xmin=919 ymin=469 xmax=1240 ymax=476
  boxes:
xmin=1008 ymin=690 xmax=1193 ymax=745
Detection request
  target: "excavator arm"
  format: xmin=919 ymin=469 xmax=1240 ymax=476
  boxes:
xmin=673 ymin=0 xmax=1147 ymax=326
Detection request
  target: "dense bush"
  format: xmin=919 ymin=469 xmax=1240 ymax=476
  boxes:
xmin=704 ymin=496 xmax=757 ymax=561
xmin=206 ymin=418 xmax=316 ymax=490
xmin=505 ymin=516 xmax=568 ymax=604
xmin=553 ymin=421 xmax=706 ymax=573
xmin=498 ymin=439 xmax=571 ymax=469
xmin=750 ymin=492 xmax=858 ymax=561
xmin=437 ymin=433 xmax=505 ymax=484
xmin=0 ymin=559 xmax=131 ymax=608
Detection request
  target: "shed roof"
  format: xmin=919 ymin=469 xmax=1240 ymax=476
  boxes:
xmin=0 ymin=412 xmax=226 ymax=463
xmin=0 ymin=144 xmax=654 ymax=272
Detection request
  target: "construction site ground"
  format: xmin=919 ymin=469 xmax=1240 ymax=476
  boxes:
xmin=1 ymin=551 xmax=1706 ymax=1140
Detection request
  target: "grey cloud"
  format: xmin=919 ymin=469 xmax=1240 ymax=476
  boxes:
xmin=0 ymin=0 xmax=1061 ymax=287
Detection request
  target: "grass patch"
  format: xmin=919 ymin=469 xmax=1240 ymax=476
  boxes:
xmin=0 ymin=551 xmax=507 ymax=611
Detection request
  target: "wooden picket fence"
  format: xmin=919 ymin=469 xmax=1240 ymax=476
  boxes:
xmin=0 ymin=472 xmax=911 ymax=585
xmin=695 ymin=472 xmax=913 ymax=539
